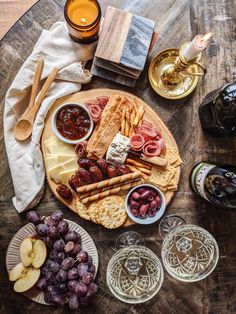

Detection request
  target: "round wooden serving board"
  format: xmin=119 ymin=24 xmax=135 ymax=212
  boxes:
xmin=41 ymin=89 xmax=180 ymax=228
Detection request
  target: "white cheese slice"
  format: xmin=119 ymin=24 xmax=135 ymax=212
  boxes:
xmin=48 ymin=164 xmax=65 ymax=184
xmin=58 ymin=154 xmax=76 ymax=163
xmin=60 ymin=168 xmax=77 ymax=185
xmin=63 ymin=158 xmax=77 ymax=169
xmin=46 ymin=156 xmax=58 ymax=169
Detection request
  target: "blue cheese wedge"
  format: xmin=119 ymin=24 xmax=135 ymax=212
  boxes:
xmin=106 ymin=133 xmax=131 ymax=164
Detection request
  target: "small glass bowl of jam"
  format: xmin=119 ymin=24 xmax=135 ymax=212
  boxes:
xmin=52 ymin=103 xmax=94 ymax=144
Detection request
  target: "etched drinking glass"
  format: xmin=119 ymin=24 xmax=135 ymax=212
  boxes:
xmin=106 ymin=231 xmax=164 ymax=304
xmin=159 ymin=215 xmax=219 ymax=282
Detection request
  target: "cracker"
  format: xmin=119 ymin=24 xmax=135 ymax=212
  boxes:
xmin=163 ymin=145 xmax=181 ymax=166
xmin=98 ymin=196 xmax=127 ymax=229
xmin=149 ymin=164 xmax=176 ymax=188
xmin=75 ymin=198 xmax=91 ymax=221
xmin=87 ymin=200 xmax=101 ymax=224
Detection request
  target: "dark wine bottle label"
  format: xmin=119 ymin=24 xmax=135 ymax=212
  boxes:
xmin=190 ymin=162 xmax=215 ymax=201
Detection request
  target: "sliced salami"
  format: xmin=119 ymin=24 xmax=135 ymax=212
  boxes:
xmin=75 ymin=141 xmax=87 ymax=158
xmin=96 ymin=96 xmax=109 ymax=110
xmin=86 ymin=104 xmax=102 ymax=123
xmin=142 ymin=140 xmax=162 ymax=157
xmin=134 ymin=125 xmax=158 ymax=141
xmin=130 ymin=134 xmax=145 ymax=151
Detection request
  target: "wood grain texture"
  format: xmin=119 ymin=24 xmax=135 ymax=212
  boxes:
xmin=41 ymin=88 xmax=180 ymax=227
xmin=0 ymin=0 xmax=236 ymax=313
xmin=0 ymin=0 xmax=37 ymax=39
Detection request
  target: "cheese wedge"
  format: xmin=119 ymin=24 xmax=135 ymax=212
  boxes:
xmin=60 ymin=168 xmax=77 ymax=185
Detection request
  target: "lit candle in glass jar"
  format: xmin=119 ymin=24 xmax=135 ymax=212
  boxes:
xmin=64 ymin=0 xmax=101 ymax=44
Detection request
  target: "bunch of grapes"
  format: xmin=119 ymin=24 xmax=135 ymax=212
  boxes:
xmin=26 ymin=210 xmax=98 ymax=309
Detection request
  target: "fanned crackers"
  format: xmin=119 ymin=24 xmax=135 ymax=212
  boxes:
xmin=75 ymin=195 xmax=127 ymax=229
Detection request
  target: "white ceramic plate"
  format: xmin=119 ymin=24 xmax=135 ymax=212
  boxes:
xmin=6 ymin=219 xmax=99 ymax=305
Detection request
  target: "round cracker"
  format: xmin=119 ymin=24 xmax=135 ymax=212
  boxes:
xmin=75 ymin=198 xmax=91 ymax=221
xmin=87 ymin=200 xmax=101 ymax=224
xmin=98 ymin=196 xmax=127 ymax=229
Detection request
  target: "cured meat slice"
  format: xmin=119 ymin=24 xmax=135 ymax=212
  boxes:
xmin=142 ymin=120 xmax=153 ymax=128
xmin=96 ymin=96 xmax=109 ymax=110
xmin=75 ymin=141 xmax=87 ymax=158
xmin=134 ymin=125 xmax=158 ymax=141
xmin=142 ymin=140 xmax=162 ymax=157
xmin=84 ymin=99 xmax=100 ymax=107
xmin=130 ymin=134 xmax=145 ymax=151
xmin=86 ymin=104 xmax=102 ymax=123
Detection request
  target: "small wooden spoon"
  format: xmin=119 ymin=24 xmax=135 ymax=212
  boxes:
xmin=14 ymin=67 xmax=58 ymax=141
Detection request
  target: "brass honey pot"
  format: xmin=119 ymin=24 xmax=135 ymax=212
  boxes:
xmin=149 ymin=42 xmax=207 ymax=100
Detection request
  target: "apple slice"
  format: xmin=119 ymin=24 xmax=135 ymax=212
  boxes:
xmin=20 ymin=238 xmax=47 ymax=268
xmin=20 ymin=238 xmax=33 ymax=267
xmin=9 ymin=262 xmax=25 ymax=281
xmin=32 ymin=239 xmax=47 ymax=268
xmin=13 ymin=267 xmax=40 ymax=293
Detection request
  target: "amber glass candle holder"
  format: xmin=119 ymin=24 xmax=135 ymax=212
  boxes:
xmin=64 ymin=0 xmax=101 ymax=44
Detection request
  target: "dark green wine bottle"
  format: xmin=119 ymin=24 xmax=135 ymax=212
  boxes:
xmin=190 ymin=162 xmax=236 ymax=209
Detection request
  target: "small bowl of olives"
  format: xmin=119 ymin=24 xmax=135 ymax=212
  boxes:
xmin=125 ymin=184 xmax=166 ymax=225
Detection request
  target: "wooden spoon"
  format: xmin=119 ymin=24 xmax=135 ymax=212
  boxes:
xmin=14 ymin=67 xmax=58 ymax=141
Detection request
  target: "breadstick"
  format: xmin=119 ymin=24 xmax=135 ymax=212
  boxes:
xmin=125 ymin=106 xmax=130 ymax=136
xmin=137 ymin=109 xmax=145 ymax=126
xmin=81 ymin=180 xmax=142 ymax=204
xmin=121 ymin=107 xmax=126 ymax=135
xmin=126 ymin=158 xmax=152 ymax=170
xmin=80 ymin=178 xmax=140 ymax=200
xmin=76 ymin=171 xmax=141 ymax=193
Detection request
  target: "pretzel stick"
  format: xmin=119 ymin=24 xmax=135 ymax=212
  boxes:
xmin=76 ymin=171 xmax=141 ymax=193
xmin=79 ymin=178 xmax=140 ymax=199
xmin=126 ymin=158 xmax=152 ymax=170
xmin=81 ymin=180 xmax=142 ymax=204
xmin=127 ymin=164 xmax=151 ymax=175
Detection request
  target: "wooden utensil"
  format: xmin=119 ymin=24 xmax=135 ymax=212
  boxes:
xmin=14 ymin=66 xmax=58 ymax=141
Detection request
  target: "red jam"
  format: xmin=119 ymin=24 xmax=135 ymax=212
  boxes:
xmin=56 ymin=105 xmax=91 ymax=140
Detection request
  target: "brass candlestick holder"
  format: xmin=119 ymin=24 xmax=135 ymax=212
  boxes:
xmin=148 ymin=42 xmax=207 ymax=100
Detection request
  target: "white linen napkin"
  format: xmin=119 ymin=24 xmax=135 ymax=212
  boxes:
xmin=4 ymin=21 xmax=97 ymax=213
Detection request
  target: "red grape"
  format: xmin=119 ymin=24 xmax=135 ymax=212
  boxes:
xmin=57 ymin=220 xmax=69 ymax=235
xmin=56 ymin=269 xmax=68 ymax=282
xmin=61 ymin=257 xmax=75 ymax=270
xmin=54 ymin=239 xmax=65 ymax=251
xmin=69 ymin=293 xmax=80 ymax=309
xmin=35 ymin=223 xmax=48 ymax=236
xmin=77 ymin=262 xmax=89 ymax=278
xmin=35 ymin=277 xmax=47 ymax=291
xmin=26 ymin=211 xmax=41 ymax=225
xmin=76 ymin=250 xmax=88 ymax=263
xmin=68 ymin=267 xmax=79 ymax=280
xmin=74 ymin=283 xmax=87 ymax=296
xmin=82 ymin=273 xmax=94 ymax=285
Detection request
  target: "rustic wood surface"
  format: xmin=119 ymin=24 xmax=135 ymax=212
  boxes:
xmin=0 ymin=0 xmax=236 ymax=313
xmin=41 ymin=88 xmax=181 ymax=227
xmin=0 ymin=0 xmax=37 ymax=39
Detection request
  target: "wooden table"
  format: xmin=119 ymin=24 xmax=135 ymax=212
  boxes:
xmin=0 ymin=0 xmax=236 ymax=313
